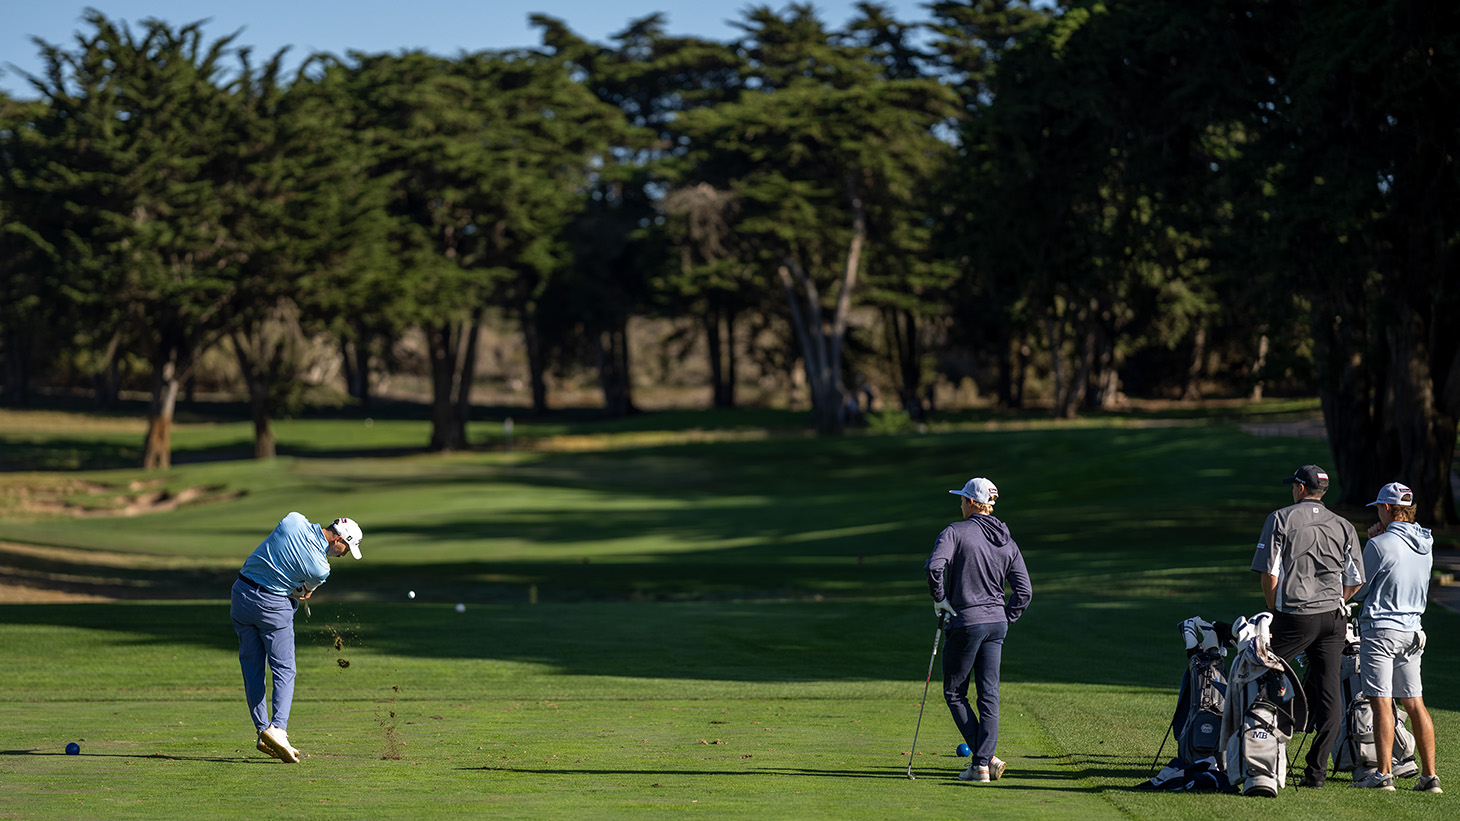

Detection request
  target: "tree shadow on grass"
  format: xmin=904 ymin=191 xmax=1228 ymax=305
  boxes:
xmin=470 ymin=764 xmax=1117 ymax=791
xmin=466 ymin=765 xmax=924 ymax=780
xmin=0 ymin=749 xmax=263 ymax=764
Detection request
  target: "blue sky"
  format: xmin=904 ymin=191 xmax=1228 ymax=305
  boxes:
xmin=1 ymin=1 xmax=933 ymax=96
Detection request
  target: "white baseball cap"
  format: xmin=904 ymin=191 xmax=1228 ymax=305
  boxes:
xmin=950 ymin=477 xmax=999 ymax=505
xmin=1366 ymin=482 xmax=1414 ymax=508
xmin=330 ymin=517 xmax=364 ymax=559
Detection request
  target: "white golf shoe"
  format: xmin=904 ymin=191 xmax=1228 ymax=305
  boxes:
xmin=259 ymin=726 xmax=300 ymax=763
xmin=256 ymin=734 xmax=281 ymax=759
xmin=958 ymin=756 xmax=1005 ymax=783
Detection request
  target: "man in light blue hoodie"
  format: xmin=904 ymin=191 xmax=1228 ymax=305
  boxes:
xmin=1349 ymin=483 xmax=1441 ymax=793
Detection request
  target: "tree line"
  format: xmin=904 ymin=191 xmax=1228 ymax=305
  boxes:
xmin=1 ymin=2 xmax=1456 ymax=523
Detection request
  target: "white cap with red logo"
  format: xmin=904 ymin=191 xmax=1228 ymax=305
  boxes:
xmin=1366 ymin=483 xmax=1414 ymax=508
xmin=949 ymin=478 xmax=999 ymax=505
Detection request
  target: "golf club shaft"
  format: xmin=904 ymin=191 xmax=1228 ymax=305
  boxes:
xmin=906 ymin=614 xmax=947 ymax=779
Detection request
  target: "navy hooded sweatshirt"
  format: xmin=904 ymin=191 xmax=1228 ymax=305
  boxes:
xmin=925 ymin=513 xmax=1032 ymax=629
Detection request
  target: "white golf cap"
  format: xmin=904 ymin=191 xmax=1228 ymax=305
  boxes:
xmin=1366 ymin=482 xmax=1414 ymax=507
xmin=330 ymin=517 xmax=364 ymax=559
xmin=950 ymin=477 xmax=999 ymax=505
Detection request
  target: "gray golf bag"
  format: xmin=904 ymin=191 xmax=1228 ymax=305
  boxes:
xmin=1221 ymin=613 xmax=1308 ymax=797
xmin=1331 ymin=614 xmax=1420 ymax=780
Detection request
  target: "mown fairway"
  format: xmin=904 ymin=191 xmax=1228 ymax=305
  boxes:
xmin=0 ymin=405 xmax=1454 ymax=819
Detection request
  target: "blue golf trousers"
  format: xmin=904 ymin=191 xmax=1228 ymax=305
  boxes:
xmin=230 ymin=577 xmax=299 ymax=732
xmin=943 ymin=620 xmax=1008 ymax=768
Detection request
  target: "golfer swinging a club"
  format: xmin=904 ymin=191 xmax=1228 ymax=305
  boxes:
xmin=232 ymin=512 xmax=363 ymax=763
xmin=925 ymin=477 xmax=1032 ymax=783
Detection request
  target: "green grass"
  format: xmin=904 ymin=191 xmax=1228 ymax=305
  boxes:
xmin=1 ymin=403 xmax=1454 ymax=818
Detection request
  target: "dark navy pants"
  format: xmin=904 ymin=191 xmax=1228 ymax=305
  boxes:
xmin=943 ymin=620 xmax=1008 ymax=768
xmin=230 ymin=578 xmax=299 ymax=732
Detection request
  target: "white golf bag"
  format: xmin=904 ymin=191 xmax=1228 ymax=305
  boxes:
xmin=1330 ymin=614 xmax=1420 ymax=780
xmin=1221 ymin=613 xmax=1308 ymax=797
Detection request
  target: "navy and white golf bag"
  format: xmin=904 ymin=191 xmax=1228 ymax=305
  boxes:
xmin=1330 ymin=613 xmax=1420 ymax=780
xmin=1221 ymin=613 xmax=1308 ymax=797
xmin=1174 ymin=617 xmax=1230 ymax=764
xmin=1140 ymin=617 xmax=1236 ymax=792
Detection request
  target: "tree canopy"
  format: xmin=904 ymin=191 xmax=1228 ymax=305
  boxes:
xmin=1 ymin=3 xmax=1454 ymax=522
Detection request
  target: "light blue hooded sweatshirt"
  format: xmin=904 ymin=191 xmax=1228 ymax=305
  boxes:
xmin=1354 ymin=520 xmax=1433 ymax=633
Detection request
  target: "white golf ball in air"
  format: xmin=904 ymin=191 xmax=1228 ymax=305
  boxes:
xmin=408 ymin=591 xmax=416 ymax=599
xmin=455 ymin=603 xmax=466 ymax=613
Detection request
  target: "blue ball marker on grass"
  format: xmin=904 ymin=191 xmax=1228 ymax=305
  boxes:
xmin=956 ymin=743 xmax=971 ymax=757
xmin=66 ymin=742 xmax=80 ymax=755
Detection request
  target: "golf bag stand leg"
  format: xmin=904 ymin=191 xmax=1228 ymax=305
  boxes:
xmin=907 ymin=614 xmax=948 ymax=779
xmin=1150 ymin=724 xmax=1173 ymax=776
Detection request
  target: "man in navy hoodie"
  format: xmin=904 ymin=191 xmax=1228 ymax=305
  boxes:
xmin=1349 ymin=483 xmax=1441 ymax=793
xmin=926 ymin=477 xmax=1033 ymax=783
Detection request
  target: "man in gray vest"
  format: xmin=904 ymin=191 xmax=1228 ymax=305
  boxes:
xmin=1250 ymin=464 xmax=1363 ymax=788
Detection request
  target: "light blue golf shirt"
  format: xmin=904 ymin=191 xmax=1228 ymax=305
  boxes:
xmin=239 ymin=512 xmax=333 ymax=597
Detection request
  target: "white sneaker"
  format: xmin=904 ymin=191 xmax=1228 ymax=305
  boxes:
xmin=958 ymin=764 xmax=991 ymax=782
xmin=256 ymin=734 xmax=281 ymax=759
xmin=1413 ymin=775 xmax=1443 ymax=794
xmin=259 ymin=725 xmax=300 ymax=763
xmin=989 ymin=756 xmax=1006 ymax=781
xmin=1351 ymin=771 xmax=1395 ymax=791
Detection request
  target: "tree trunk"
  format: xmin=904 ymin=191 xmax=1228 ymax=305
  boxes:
xmin=341 ymin=340 xmax=359 ymax=399
xmin=454 ymin=309 xmax=484 ymax=438
xmin=520 ymin=302 xmax=549 ymax=416
xmin=1250 ymin=332 xmax=1269 ymax=401
xmin=355 ymin=339 xmax=373 ymax=411
xmin=778 ymin=258 xmax=843 ymax=434
xmin=1182 ymin=325 xmax=1207 ymax=401
xmin=1085 ymin=316 xmax=1118 ymax=410
xmin=723 ymin=309 xmax=738 ymax=409
xmin=92 ymin=332 xmax=122 ymax=410
xmin=1389 ymin=299 xmax=1460 ymax=524
xmin=250 ymin=384 xmax=276 ymax=460
xmin=597 ymin=317 xmax=635 ymax=417
xmin=426 ymin=321 xmax=467 ymax=451
xmin=1014 ymin=342 xmax=1030 ymax=410
xmin=884 ymin=307 xmax=921 ymax=416
xmin=232 ymin=330 xmax=277 ymax=461
xmin=2 ymin=326 xmax=31 ymax=407
xmin=1313 ymin=299 xmax=1389 ymax=508
xmin=997 ymin=327 xmax=1015 ymax=409
xmin=1043 ymin=313 xmax=1067 ymax=415
xmin=143 ymin=345 xmax=181 ymax=470
xmin=1058 ymin=311 xmax=1095 ymax=419
xmin=776 ymin=178 xmax=867 ymax=435
xmin=705 ymin=306 xmax=732 ymax=409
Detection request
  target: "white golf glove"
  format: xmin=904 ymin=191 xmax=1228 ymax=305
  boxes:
xmin=933 ymin=599 xmax=957 ymax=620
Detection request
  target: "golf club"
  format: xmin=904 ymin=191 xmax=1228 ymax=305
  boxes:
xmin=906 ymin=612 xmax=948 ymax=779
